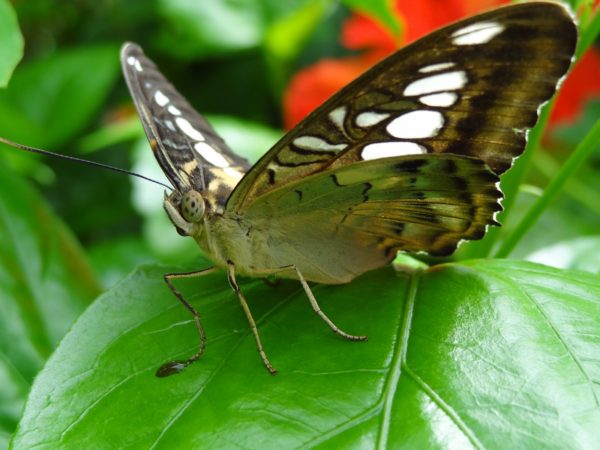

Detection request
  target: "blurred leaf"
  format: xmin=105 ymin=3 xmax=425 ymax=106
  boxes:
xmin=209 ymin=114 xmax=282 ymax=163
xmin=11 ymin=260 xmax=600 ymax=448
xmin=87 ymin=236 xmax=157 ymax=289
xmin=527 ymin=236 xmax=600 ymax=274
xmin=0 ymin=0 xmax=23 ymax=88
xmin=264 ymin=0 xmax=329 ymax=94
xmin=0 ymin=44 xmax=120 ymax=148
xmin=532 ymin=149 xmax=600 ymax=217
xmin=0 ymin=165 xmax=100 ymax=444
xmin=342 ymin=0 xmax=401 ymax=37
xmin=265 ymin=0 xmax=328 ymax=63
xmin=553 ymin=100 xmax=600 ymax=148
xmin=156 ymin=0 xmax=323 ymax=58
xmin=77 ymin=115 xmax=142 ymax=154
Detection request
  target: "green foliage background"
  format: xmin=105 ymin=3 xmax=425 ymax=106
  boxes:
xmin=0 ymin=0 xmax=599 ymax=448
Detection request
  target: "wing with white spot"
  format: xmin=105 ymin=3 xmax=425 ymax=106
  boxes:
xmin=121 ymin=43 xmax=250 ymax=209
xmin=227 ymin=2 xmax=576 ymax=213
xmin=241 ymin=154 xmax=502 ymax=283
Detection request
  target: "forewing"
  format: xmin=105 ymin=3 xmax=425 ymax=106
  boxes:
xmin=242 ymin=154 xmax=502 ymax=283
xmin=227 ymin=2 xmax=576 ymax=213
xmin=121 ymin=43 xmax=250 ymax=208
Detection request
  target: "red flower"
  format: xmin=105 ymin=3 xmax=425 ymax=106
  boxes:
xmin=283 ymin=0 xmax=600 ymax=130
xmin=550 ymin=49 xmax=600 ymax=125
xmin=283 ymin=56 xmax=379 ymax=130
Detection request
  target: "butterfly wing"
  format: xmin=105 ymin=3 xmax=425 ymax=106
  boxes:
xmin=226 ymin=2 xmax=576 ymax=213
xmin=240 ymin=154 xmax=501 ymax=283
xmin=121 ymin=43 xmax=250 ymax=210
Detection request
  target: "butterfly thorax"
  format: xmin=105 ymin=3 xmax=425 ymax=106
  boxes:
xmin=195 ymin=211 xmax=282 ymax=277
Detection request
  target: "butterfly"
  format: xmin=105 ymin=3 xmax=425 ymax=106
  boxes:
xmin=120 ymin=1 xmax=577 ymax=376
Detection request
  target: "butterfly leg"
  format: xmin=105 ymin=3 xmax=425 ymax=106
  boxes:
xmin=227 ymin=261 xmax=277 ymax=375
xmin=155 ymin=267 xmax=218 ymax=377
xmin=292 ymin=266 xmax=368 ymax=342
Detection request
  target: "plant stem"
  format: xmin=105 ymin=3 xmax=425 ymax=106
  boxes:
xmin=577 ymin=3 xmax=600 ymax=59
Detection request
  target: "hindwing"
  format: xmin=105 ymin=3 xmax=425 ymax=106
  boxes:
xmin=241 ymin=154 xmax=502 ymax=282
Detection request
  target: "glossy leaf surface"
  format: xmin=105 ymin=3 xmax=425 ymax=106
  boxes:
xmin=11 ymin=260 xmax=600 ymax=448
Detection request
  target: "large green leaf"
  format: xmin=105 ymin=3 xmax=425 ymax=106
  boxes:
xmin=0 ymin=165 xmax=101 ymax=446
xmin=11 ymin=259 xmax=600 ymax=448
xmin=0 ymin=0 xmax=23 ymax=88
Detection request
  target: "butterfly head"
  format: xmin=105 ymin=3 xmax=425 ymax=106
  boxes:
xmin=163 ymin=189 xmax=206 ymax=237
xmin=180 ymin=189 xmax=206 ymax=223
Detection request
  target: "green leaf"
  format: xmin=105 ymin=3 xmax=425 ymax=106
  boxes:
xmin=208 ymin=114 xmax=282 ymax=163
xmin=77 ymin=116 xmax=142 ymax=155
xmin=264 ymin=0 xmax=330 ymax=95
xmin=12 ymin=260 xmax=600 ymax=448
xmin=265 ymin=0 xmax=328 ymax=63
xmin=0 ymin=0 xmax=23 ymax=88
xmin=0 ymin=45 xmax=120 ymax=148
xmin=0 ymin=165 xmax=101 ymax=443
xmin=342 ymin=0 xmax=401 ymax=38
xmin=156 ymin=0 xmax=323 ymax=58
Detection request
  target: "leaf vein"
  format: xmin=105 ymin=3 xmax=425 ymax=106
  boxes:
xmin=477 ymin=268 xmax=600 ymax=408
xmin=376 ymin=271 xmax=419 ymax=449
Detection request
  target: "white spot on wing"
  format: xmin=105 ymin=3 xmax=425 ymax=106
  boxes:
xmin=224 ymin=167 xmax=243 ymax=181
xmin=154 ymin=90 xmax=169 ymax=106
xmin=126 ymin=56 xmax=143 ymax=72
xmin=386 ymin=110 xmax=444 ymax=139
xmin=419 ymin=62 xmax=456 ymax=73
xmin=168 ymin=105 xmax=181 ymax=116
xmin=419 ymin=92 xmax=458 ymax=107
xmin=355 ymin=111 xmax=390 ymax=127
xmin=404 ymin=71 xmax=467 ymax=96
xmin=194 ymin=142 xmax=229 ymax=167
xmin=362 ymin=142 xmax=426 ymax=160
xmin=176 ymin=117 xmax=205 ymax=141
xmin=328 ymin=106 xmax=347 ymax=131
xmin=293 ymin=136 xmax=347 ymax=152
xmin=451 ymin=21 xmax=505 ymax=46
xmin=164 ymin=120 xmax=176 ymax=132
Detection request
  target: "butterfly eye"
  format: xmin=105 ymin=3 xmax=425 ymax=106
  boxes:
xmin=180 ymin=190 xmax=205 ymax=223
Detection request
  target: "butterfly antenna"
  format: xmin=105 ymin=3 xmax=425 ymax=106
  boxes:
xmin=0 ymin=136 xmax=173 ymax=191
